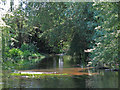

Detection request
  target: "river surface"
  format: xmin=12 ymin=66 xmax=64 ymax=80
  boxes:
xmin=2 ymin=55 xmax=119 ymax=88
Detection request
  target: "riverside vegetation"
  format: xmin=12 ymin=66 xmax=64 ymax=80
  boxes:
xmin=1 ymin=2 xmax=120 ymax=71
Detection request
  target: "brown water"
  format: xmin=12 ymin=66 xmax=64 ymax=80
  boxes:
xmin=1 ymin=55 xmax=119 ymax=88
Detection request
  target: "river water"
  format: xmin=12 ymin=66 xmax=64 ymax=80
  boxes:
xmin=2 ymin=55 xmax=119 ymax=88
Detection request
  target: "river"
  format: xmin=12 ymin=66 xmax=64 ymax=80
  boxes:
xmin=1 ymin=55 xmax=119 ymax=88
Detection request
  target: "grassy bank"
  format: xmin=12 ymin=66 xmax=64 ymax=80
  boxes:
xmin=2 ymin=43 xmax=47 ymax=70
xmin=3 ymin=53 xmax=45 ymax=70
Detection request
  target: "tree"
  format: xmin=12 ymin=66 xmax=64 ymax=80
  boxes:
xmin=65 ymin=3 xmax=96 ymax=64
xmin=90 ymin=2 xmax=119 ymax=68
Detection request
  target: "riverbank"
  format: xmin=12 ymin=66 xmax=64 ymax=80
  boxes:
xmin=2 ymin=53 xmax=46 ymax=70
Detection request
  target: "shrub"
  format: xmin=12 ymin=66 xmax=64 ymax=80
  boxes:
xmin=20 ymin=43 xmax=37 ymax=53
xmin=22 ymin=50 xmax=31 ymax=58
xmin=20 ymin=43 xmax=29 ymax=51
xmin=8 ymin=48 xmax=23 ymax=58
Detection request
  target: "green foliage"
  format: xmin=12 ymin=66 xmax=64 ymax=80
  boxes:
xmin=31 ymin=53 xmax=42 ymax=57
xmin=20 ymin=43 xmax=37 ymax=53
xmin=22 ymin=50 xmax=31 ymax=58
xmin=20 ymin=43 xmax=29 ymax=51
xmin=8 ymin=48 xmax=23 ymax=58
xmin=5 ymin=43 xmax=39 ymax=59
xmin=4 ymin=2 xmax=95 ymax=56
xmin=89 ymin=2 xmax=119 ymax=68
xmin=2 ymin=1 xmax=119 ymax=69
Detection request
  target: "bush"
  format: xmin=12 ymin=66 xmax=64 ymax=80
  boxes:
xmin=31 ymin=53 xmax=42 ymax=57
xmin=8 ymin=48 xmax=23 ymax=58
xmin=20 ymin=43 xmax=29 ymax=51
xmin=5 ymin=44 xmax=38 ymax=59
xmin=20 ymin=43 xmax=37 ymax=53
xmin=22 ymin=50 xmax=31 ymax=58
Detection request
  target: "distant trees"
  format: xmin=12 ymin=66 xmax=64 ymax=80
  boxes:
xmin=3 ymin=2 xmax=95 ymax=54
xmin=67 ymin=3 xmax=96 ymax=63
xmin=1 ymin=1 xmax=119 ymax=67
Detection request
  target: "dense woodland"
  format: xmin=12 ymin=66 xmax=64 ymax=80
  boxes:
xmin=1 ymin=1 xmax=120 ymax=69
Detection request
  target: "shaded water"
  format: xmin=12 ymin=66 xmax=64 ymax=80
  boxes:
xmin=2 ymin=55 xmax=119 ymax=88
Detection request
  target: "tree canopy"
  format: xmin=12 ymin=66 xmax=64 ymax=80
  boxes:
xmin=1 ymin=1 xmax=119 ymax=68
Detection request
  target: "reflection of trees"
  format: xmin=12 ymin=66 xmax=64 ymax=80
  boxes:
xmin=70 ymin=55 xmax=87 ymax=67
xmin=85 ymin=71 xmax=118 ymax=88
xmin=58 ymin=56 xmax=64 ymax=73
xmin=72 ymin=76 xmax=86 ymax=88
xmin=59 ymin=56 xmax=64 ymax=68
xmin=53 ymin=57 xmax=56 ymax=69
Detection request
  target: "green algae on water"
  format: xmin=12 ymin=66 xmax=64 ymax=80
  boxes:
xmin=10 ymin=72 xmax=70 ymax=79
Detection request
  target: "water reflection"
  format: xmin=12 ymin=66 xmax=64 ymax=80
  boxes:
xmin=59 ymin=56 xmax=64 ymax=68
xmin=2 ymin=55 xmax=119 ymax=88
xmin=59 ymin=56 xmax=63 ymax=73
xmin=85 ymin=70 xmax=118 ymax=88
xmin=53 ymin=58 xmax=56 ymax=69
